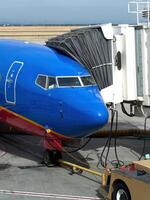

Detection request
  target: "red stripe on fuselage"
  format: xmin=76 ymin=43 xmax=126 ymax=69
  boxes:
xmin=0 ymin=106 xmax=45 ymax=136
xmin=0 ymin=106 xmax=70 ymax=140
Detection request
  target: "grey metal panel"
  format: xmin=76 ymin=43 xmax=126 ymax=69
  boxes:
xmin=135 ymin=29 xmax=143 ymax=97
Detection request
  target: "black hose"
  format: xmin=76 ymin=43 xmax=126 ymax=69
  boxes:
xmin=98 ymin=108 xmax=114 ymax=168
xmin=138 ymin=116 xmax=150 ymax=160
xmin=121 ymin=102 xmax=134 ymax=117
xmin=67 ymin=138 xmax=91 ymax=153
xmin=113 ymin=109 xmax=124 ymax=167
xmin=98 ymin=108 xmax=124 ymax=168
xmin=104 ymin=109 xmax=114 ymax=167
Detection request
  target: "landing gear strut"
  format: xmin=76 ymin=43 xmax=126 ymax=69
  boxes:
xmin=43 ymin=150 xmax=62 ymax=167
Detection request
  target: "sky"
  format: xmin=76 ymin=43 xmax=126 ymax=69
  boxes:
xmin=0 ymin=0 xmax=136 ymax=25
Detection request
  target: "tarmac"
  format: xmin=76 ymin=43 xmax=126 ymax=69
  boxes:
xmin=0 ymin=105 xmax=150 ymax=200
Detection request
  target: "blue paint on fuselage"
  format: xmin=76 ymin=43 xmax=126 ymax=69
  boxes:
xmin=0 ymin=39 xmax=109 ymax=138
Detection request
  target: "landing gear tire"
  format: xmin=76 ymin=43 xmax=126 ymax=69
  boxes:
xmin=43 ymin=150 xmax=62 ymax=167
xmin=112 ymin=182 xmax=131 ymax=200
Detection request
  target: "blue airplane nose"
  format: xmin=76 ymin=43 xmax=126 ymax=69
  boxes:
xmin=57 ymin=88 xmax=109 ymax=137
xmin=73 ymin=101 xmax=109 ymax=137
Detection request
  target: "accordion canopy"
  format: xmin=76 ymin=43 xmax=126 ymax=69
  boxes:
xmin=46 ymin=25 xmax=113 ymax=90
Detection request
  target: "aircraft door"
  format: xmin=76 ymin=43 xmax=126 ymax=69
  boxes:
xmin=5 ymin=61 xmax=24 ymax=104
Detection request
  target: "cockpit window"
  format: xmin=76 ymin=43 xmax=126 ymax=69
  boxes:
xmin=57 ymin=77 xmax=81 ymax=87
xmin=36 ymin=75 xmax=47 ymax=89
xmin=36 ymin=75 xmax=57 ymax=89
xmin=81 ymin=76 xmax=96 ymax=86
xmin=36 ymin=74 xmax=96 ymax=90
xmin=47 ymin=77 xmax=57 ymax=89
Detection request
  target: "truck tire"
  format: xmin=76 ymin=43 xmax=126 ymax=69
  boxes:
xmin=112 ymin=182 xmax=131 ymax=200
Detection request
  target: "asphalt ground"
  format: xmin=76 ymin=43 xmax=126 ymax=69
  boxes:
xmin=0 ymin=106 xmax=150 ymax=200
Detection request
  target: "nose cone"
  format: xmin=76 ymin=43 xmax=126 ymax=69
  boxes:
xmin=72 ymin=100 xmax=109 ymax=137
xmin=58 ymin=87 xmax=109 ymax=137
xmin=89 ymin=105 xmax=109 ymax=132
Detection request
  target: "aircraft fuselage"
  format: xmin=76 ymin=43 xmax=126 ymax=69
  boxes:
xmin=0 ymin=39 xmax=109 ymax=141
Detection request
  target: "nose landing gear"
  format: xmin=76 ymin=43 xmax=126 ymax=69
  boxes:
xmin=43 ymin=150 xmax=62 ymax=167
xmin=42 ymin=131 xmax=63 ymax=167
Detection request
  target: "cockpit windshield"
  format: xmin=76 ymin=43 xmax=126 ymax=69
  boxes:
xmin=57 ymin=77 xmax=81 ymax=87
xmin=36 ymin=75 xmax=57 ymax=89
xmin=47 ymin=77 xmax=57 ymax=89
xmin=36 ymin=74 xmax=96 ymax=90
xmin=81 ymin=76 xmax=96 ymax=86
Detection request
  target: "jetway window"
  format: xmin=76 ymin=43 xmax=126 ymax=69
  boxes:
xmin=81 ymin=76 xmax=96 ymax=86
xmin=57 ymin=77 xmax=81 ymax=87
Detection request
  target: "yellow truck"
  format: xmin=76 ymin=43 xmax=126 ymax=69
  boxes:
xmin=101 ymin=160 xmax=150 ymax=200
xmin=60 ymin=159 xmax=150 ymax=200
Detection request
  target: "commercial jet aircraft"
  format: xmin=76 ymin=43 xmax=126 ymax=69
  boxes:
xmin=0 ymin=39 xmax=109 ymax=165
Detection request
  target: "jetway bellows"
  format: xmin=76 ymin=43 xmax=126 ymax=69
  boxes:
xmin=46 ymin=26 xmax=113 ymax=89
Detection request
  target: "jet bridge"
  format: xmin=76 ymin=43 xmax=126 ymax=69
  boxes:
xmin=46 ymin=23 xmax=150 ymax=113
xmin=46 ymin=24 xmax=139 ymax=106
xmin=46 ymin=24 xmax=113 ymax=90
